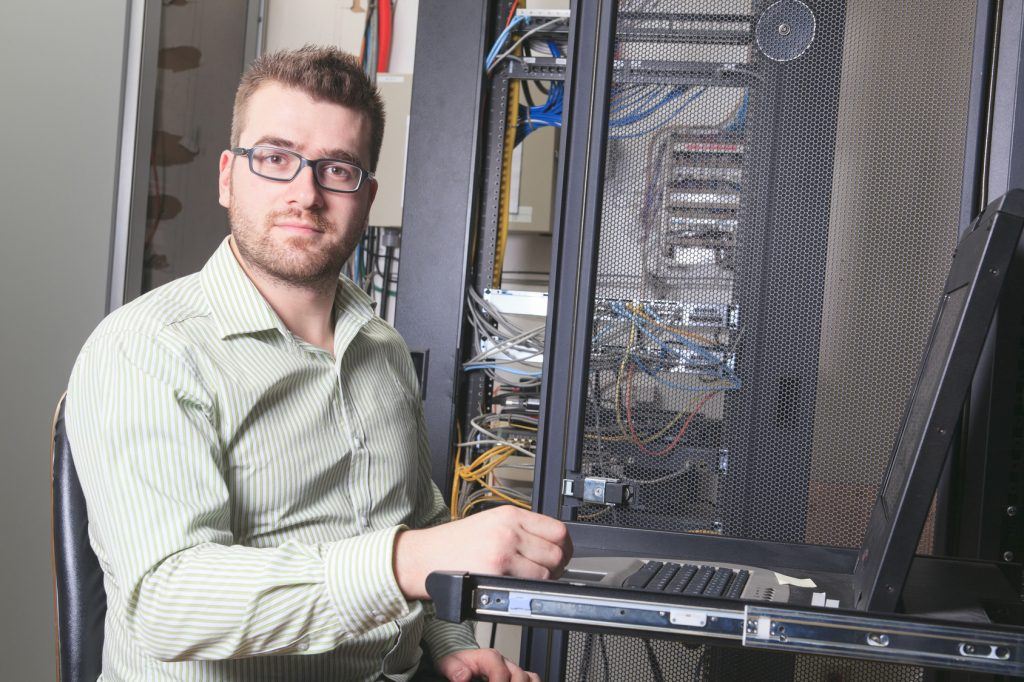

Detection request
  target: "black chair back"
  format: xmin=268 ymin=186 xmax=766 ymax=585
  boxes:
xmin=51 ymin=395 xmax=106 ymax=681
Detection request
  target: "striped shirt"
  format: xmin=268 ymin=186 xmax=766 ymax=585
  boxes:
xmin=66 ymin=238 xmax=477 ymax=681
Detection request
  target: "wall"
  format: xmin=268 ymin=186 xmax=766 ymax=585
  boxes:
xmin=0 ymin=1 xmax=130 ymax=678
xmin=264 ymin=0 xmax=418 ymax=71
xmin=143 ymin=1 xmax=249 ymax=293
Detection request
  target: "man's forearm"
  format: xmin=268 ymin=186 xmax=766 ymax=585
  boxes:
xmin=125 ymin=530 xmax=409 ymax=661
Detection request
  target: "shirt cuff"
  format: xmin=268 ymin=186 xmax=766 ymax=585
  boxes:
xmin=324 ymin=525 xmax=410 ymax=636
xmin=421 ymin=613 xmax=479 ymax=662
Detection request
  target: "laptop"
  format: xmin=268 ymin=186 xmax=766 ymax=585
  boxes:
xmin=554 ymin=190 xmax=1024 ymax=612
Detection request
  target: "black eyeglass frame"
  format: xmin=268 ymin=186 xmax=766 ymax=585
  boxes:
xmin=231 ymin=146 xmax=376 ymax=193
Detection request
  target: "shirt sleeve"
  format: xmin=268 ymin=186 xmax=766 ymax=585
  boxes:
xmin=66 ymin=329 xmax=410 ymax=662
xmin=404 ymin=377 xmax=480 ymax=661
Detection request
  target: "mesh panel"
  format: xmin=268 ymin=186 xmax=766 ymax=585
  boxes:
xmin=577 ymin=0 xmax=976 ymax=547
xmin=564 ymin=633 xmax=925 ymax=681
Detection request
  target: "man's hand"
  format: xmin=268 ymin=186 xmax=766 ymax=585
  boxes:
xmin=436 ymin=648 xmax=540 ymax=682
xmin=393 ymin=505 xmax=573 ymax=600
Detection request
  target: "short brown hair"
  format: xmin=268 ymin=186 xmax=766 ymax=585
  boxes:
xmin=231 ymin=45 xmax=386 ymax=170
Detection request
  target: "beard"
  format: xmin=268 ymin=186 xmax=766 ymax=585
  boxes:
xmin=228 ymin=202 xmax=361 ymax=292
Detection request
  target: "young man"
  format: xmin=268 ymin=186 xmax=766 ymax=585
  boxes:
xmin=66 ymin=46 xmax=570 ymax=682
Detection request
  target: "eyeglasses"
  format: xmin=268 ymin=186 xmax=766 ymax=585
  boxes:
xmin=231 ymin=146 xmax=375 ymax=193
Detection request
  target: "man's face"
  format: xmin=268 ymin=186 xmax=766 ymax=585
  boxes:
xmin=218 ymin=82 xmax=377 ymax=289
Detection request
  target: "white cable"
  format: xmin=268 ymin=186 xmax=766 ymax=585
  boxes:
xmin=487 ymin=17 xmax=568 ymax=75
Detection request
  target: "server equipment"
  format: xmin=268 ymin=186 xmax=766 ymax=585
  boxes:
xmin=397 ymin=1 xmax=1024 ymax=679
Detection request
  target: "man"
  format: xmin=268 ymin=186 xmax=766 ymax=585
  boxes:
xmin=66 ymin=46 xmax=571 ymax=681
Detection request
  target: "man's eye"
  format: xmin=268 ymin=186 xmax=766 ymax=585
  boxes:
xmin=324 ymin=164 xmax=354 ymax=179
xmin=265 ymin=154 xmax=286 ymax=165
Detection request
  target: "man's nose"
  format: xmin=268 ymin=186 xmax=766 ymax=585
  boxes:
xmin=285 ymin=165 xmax=324 ymax=209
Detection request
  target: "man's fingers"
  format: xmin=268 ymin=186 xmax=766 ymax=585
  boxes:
xmin=514 ymin=508 xmax=572 ymax=546
xmin=475 ymin=649 xmax=512 ymax=682
xmin=504 ymin=658 xmax=533 ymax=682
xmin=506 ymin=553 xmax=555 ymax=581
xmin=510 ymin=509 xmax=574 ymax=577
xmin=514 ymin=529 xmax=568 ymax=577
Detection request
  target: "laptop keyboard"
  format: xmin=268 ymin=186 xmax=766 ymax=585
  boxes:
xmin=622 ymin=561 xmax=749 ymax=599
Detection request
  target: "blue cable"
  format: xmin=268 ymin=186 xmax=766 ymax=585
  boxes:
xmin=609 ymin=302 xmax=741 ymax=390
xmin=609 ymin=85 xmax=654 ymax=114
xmin=519 ymin=79 xmax=564 ymax=141
xmin=631 ymin=355 xmax=742 ymax=391
xmin=610 ymin=87 xmax=679 ymax=125
xmin=485 ymin=15 xmax=526 ymax=71
xmin=609 ymin=87 xmax=707 ymax=140
xmin=610 ymin=302 xmax=717 ymax=363
xmin=592 ymin=321 xmax=613 ymax=344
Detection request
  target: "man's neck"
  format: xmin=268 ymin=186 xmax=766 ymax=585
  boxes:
xmin=228 ymin=238 xmax=337 ymax=354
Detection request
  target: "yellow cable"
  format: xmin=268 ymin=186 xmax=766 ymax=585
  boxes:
xmin=462 ymin=494 xmax=528 ymax=517
xmin=613 ymin=319 xmax=637 ymax=435
xmin=461 ymin=488 xmax=531 ymax=518
xmin=460 ymin=446 xmax=515 ymax=480
xmin=450 ymin=420 xmax=463 ymax=520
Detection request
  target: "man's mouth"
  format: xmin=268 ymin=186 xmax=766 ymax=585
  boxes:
xmin=275 ymin=222 xmax=323 ymax=235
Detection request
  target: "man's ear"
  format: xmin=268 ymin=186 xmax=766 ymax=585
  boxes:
xmin=366 ymin=177 xmax=378 ymax=208
xmin=362 ymin=177 xmax=378 ymax=226
xmin=218 ymin=150 xmax=234 ymax=209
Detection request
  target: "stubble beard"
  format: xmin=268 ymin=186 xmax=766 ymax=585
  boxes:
xmin=229 ymin=202 xmax=360 ymax=293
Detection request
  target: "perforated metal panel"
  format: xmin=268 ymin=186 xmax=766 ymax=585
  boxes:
xmin=575 ymin=0 xmax=978 ymax=549
xmin=564 ymin=633 xmax=925 ymax=681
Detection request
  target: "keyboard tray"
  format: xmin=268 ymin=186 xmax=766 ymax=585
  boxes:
xmin=426 ymin=571 xmax=1024 ymax=677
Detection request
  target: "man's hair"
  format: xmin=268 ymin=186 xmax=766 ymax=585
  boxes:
xmin=231 ymin=45 xmax=386 ymax=170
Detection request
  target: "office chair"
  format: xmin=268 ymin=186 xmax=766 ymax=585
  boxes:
xmin=50 ymin=394 xmax=105 ymax=681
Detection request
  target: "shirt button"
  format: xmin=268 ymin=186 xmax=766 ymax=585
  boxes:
xmin=373 ymin=613 xmax=387 ymax=624
xmin=359 ymin=515 xmax=370 ymax=529
xmin=296 ymin=639 xmax=309 ymax=651
xmin=352 ymin=435 xmax=363 ymax=449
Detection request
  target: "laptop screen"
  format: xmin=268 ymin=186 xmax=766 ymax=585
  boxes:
xmin=852 ymin=194 xmax=1024 ymax=611
xmin=878 ymin=282 xmax=968 ymax=518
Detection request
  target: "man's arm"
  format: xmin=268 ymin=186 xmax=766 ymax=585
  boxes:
xmin=66 ymin=329 xmax=411 ymax=661
xmin=396 ymin=353 xmax=573 ymax=665
xmin=402 ymin=395 xmax=480 ymax=660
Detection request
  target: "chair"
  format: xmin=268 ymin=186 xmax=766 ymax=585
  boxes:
xmin=50 ymin=394 xmax=106 ymax=681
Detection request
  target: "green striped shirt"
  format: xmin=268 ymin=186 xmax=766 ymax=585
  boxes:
xmin=66 ymin=238 xmax=477 ymax=681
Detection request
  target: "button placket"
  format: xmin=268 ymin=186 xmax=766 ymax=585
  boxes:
xmin=335 ymin=359 xmax=373 ymax=531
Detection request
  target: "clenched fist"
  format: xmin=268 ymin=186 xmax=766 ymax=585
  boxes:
xmin=393 ymin=505 xmax=573 ymax=600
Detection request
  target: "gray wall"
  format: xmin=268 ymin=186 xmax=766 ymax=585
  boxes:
xmin=0 ymin=1 xmax=129 ymax=678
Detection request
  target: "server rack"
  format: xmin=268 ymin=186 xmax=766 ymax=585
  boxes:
xmin=396 ymin=1 xmax=1024 ymax=679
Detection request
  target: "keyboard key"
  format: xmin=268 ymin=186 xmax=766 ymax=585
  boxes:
xmin=683 ymin=566 xmax=715 ymax=595
xmin=648 ymin=563 xmax=680 ymax=592
xmin=724 ymin=570 xmax=750 ymax=599
xmin=667 ymin=564 xmax=698 ymax=593
xmin=622 ymin=561 xmax=663 ymax=589
xmin=703 ymin=567 xmax=734 ymax=597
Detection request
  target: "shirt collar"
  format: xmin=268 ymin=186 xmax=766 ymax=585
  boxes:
xmin=201 ymin=237 xmax=376 ymax=341
xmin=201 ymin=238 xmax=283 ymax=339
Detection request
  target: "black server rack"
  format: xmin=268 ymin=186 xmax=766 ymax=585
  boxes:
xmin=396 ymin=1 xmax=1024 ymax=679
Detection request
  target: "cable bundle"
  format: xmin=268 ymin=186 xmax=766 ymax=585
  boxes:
xmin=450 ymin=413 xmax=537 ymax=519
xmin=462 ymin=288 xmax=545 ymax=384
